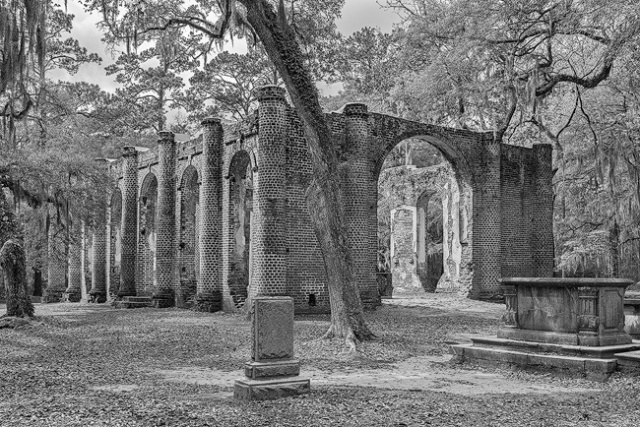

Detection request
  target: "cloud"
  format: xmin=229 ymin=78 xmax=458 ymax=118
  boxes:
xmin=337 ymin=0 xmax=401 ymax=35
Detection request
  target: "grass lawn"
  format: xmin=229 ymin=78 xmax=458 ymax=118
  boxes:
xmin=1 ymin=295 xmax=640 ymax=426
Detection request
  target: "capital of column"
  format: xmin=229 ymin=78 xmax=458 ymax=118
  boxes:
xmin=158 ymin=131 xmax=175 ymax=145
xmin=201 ymin=117 xmax=222 ymax=126
xmin=343 ymin=102 xmax=368 ymax=117
xmin=257 ymin=85 xmax=286 ymax=102
xmin=122 ymin=146 xmax=138 ymax=158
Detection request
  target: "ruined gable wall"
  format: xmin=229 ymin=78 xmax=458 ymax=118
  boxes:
xmin=499 ymin=143 xmax=554 ymax=279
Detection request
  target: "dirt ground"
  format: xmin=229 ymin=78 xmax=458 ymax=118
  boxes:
xmin=30 ymin=294 xmax=600 ymax=398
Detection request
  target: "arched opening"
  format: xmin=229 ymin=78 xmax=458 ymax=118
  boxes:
xmin=139 ymin=173 xmax=158 ymax=296
xmin=178 ymin=165 xmax=199 ymax=307
xmin=227 ymin=150 xmax=253 ymax=307
xmin=376 ymin=136 xmax=471 ymax=296
xmin=109 ymin=188 xmax=122 ymax=297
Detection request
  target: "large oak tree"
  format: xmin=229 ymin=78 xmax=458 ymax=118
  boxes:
xmin=87 ymin=0 xmax=374 ymax=348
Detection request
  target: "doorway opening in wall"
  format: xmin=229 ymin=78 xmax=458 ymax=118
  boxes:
xmin=139 ymin=173 xmax=158 ymax=296
xmin=377 ymin=138 xmax=465 ymax=297
xmin=228 ymin=150 xmax=253 ymax=308
xmin=178 ymin=166 xmax=199 ymax=308
xmin=109 ymin=188 xmax=122 ymax=298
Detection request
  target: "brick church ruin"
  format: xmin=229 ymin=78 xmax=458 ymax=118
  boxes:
xmin=43 ymin=86 xmax=554 ymax=313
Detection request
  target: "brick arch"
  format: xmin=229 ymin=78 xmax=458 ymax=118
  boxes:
xmin=178 ymin=165 xmax=199 ymax=307
xmin=228 ymin=150 xmax=253 ymax=178
xmin=138 ymin=172 xmax=158 ymax=296
xmin=109 ymin=188 xmax=122 ymax=297
xmin=225 ymin=149 xmax=253 ymax=307
xmin=102 ymin=95 xmax=553 ymax=310
xmin=376 ymin=133 xmax=474 ymax=295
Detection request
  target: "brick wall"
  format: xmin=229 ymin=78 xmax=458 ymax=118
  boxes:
xmin=109 ymin=188 xmax=122 ymax=297
xmin=285 ymin=108 xmax=329 ymax=312
xmin=499 ymin=143 xmax=554 ymax=280
xmin=94 ymin=88 xmax=554 ymax=309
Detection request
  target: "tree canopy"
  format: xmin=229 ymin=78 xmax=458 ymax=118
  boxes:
xmin=2 ymin=0 xmax=640 ymax=336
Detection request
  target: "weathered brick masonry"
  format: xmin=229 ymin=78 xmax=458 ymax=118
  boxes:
xmin=118 ymin=147 xmax=139 ymax=297
xmin=76 ymin=87 xmax=553 ymax=311
xmin=90 ymin=159 xmax=109 ymax=303
xmin=154 ymin=131 xmax=177 ymax=307
xmin=64 ymin=217 xmax=83 ymax=302
xmin=44 ymin=208 xmax=67 ymax=303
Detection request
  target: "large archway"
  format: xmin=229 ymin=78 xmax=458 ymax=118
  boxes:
xmin=178 ymin=165 xmax=199 ymax=307
xmin=374 ymin=132 xmax=474 ymax=296
xmin=226 ymin=150 xmax=253 ymax=307
xmin=138 ymin=173 xmax=158 ymax=296
xmin=109 ymin=188 xmax=122 ymax=297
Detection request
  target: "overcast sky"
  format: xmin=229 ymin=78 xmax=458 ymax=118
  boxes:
xmin=50 ymin=1 xmax=400 ymax=94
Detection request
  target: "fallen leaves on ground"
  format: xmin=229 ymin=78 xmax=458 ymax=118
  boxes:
xmin=0 ymin=297 xmax=639 ymax=426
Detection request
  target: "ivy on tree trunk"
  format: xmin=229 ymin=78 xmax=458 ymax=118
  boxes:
xmin=0 ymin=239 xmax=34 ymax=318
xmin=242 ymin=0 xmax=375 ymax=349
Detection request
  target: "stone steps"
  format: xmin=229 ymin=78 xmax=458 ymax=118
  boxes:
xmin=614 ymin=350 xmax=640 ymax=373
xmin=453 ymin=342 xmax=617 ymax=381
xmin=114 ymin=296 xmax=153 ymax=309
xmin=471 ymin=336 xmax=640 ymax=358
xmin=452 ymin=336 xmax=640 ymax=382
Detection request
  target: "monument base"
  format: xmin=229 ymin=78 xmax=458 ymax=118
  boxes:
xmin=234 ymin=377 xmax=310 ymax=401
xmin=244 ymin=359 xmax=300 ymax=379
xmin=88 ymin=291 xmax=107 ymax=303
xmin=193 ymin=293 xmax=222 ymax=312
xmin=63 ymin=291 xmax=82 ymax=303
xmin=497 ymin=327 xmax=632 ymax=347
xmin=452 ymin=336 xmax=640 ymax=381
xmin=152 ymin=293 xmax=175 ymax=308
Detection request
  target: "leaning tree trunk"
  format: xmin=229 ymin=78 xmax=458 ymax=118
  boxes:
xmin=243 ymin=0 xmax=374 ymax=349
xmin=0 ymin=239 xmax=34 ymax=318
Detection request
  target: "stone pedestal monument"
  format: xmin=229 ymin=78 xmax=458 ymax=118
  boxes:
xmin=453 ymin=277 xmax=640 ymax=380
xmin=234 ymin=296 xmax=310 ymax=400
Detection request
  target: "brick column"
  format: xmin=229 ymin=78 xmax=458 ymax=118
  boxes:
xmin=44 ymin=216 xmax=67 ymax=303
xmin=119 ymin=147 xmax=139 ymax=297
xmin=196 ymin=118 xmax=223 ymax=312
xmin=251 ymin=86 xmax=287 ymax=298
xmin=65 ymin=217 xmax=83 ymax=302
xmin=80 ymin=220 xmax=88 ymax=301
xmin=104 ymin=200 xmax=111 ymax=298
xmin=109 ymin=189 xmax=123 ymax=298
xmin=90 ymin=195 xmax=108 ymax=303
xmin=153 ymin=131 xmax=177 ymax=307
xmin=343 ymin=103 xmax=379 ymax=307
